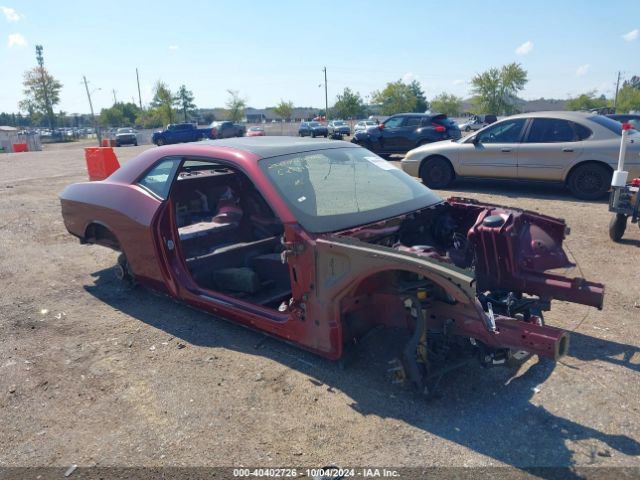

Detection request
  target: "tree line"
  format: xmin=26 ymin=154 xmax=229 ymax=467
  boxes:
xmin=8 ymin=55 xmax=640 ymax=129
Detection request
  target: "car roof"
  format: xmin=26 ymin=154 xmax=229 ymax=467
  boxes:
xmin=503 ymin=110 xmax=598 ymax=121
xmin=199 ymin=136 xmax=357 ymax=158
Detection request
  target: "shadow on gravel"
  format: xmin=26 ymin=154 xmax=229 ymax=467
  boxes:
xmin=434 ymin=178 xmax=608 ymax=205
xmin=85 ymin=267 xmax=640 ymax=478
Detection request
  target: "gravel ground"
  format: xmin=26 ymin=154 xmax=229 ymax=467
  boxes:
xmin=0 ymin=140 xmax=639 ymax=475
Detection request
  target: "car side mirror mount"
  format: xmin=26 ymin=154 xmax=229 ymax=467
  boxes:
xmin=472 ymin=136 xmax=480 ymax=145
xmin=378 ymin=124 xmax=385 ymax=129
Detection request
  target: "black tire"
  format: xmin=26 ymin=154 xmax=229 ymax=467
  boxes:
xmin=115 ymin=143 xmax=120 ymax=147
xmin=134 ymin=141 xmax=138 ymax=146
xmin=567 ymin=163 xmax=611 ymax=200
xmin=609 ymin=214 xmax=628 ymax=242
xmin=420 ymin=156 xmax=454 ymax=189
xmin=156 ymin=138 xmax=165 ymax=146
xmin=324 ymin=134 xmax=327 ymax=138
xmin=311 ymin=132 xmax=316 ymax=138
xmin=465 ymin=126 xmax=471 ymax=132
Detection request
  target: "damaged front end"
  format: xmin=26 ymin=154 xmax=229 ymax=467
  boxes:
xmin=318 ymin=197 xmax=603 ymax=395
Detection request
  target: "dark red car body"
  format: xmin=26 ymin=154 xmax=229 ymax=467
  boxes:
xmin=60 ymin=138 xmax=604 ymax=393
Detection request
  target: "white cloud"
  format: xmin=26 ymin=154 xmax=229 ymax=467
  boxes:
xmin=168 ymin=44 xmax=179 ymax=50
xmin=1 ymin=6 xmax=23 ymax=22
xmin=622 ymin=29 xmax=638 ymax=42
xmin=452 ymin=79 xmax=465 ymax=86
xmin=401 ymin=72 xmax=416 ymax=83
xmin=515 ymin=40 xmax=533 ymax=55
xmin=7 ymin=32 xmax=26 ymax=48
xmin=576 ymin=64 xmax=590 ymax=76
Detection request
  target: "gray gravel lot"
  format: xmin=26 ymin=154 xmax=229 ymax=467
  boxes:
xmin=0 ymin=140 xmax=639 ymax=475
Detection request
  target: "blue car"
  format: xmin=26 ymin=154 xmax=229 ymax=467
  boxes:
xmin=298 ymin=121 xmax=328 ymax=138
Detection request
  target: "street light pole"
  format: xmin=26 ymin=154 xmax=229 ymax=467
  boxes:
xmin=35 ymin=45 xmax=54 ymax=130
xmin=83 ymin=75 xmax=101 ymax=146
xmin=323 ymin=66 xmax=329 ymax=121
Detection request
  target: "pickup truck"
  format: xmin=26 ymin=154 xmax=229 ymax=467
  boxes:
xmin=210 ymin=121 xmax=245 ymax=138
xmin=152 ymin=123 xmax=217 ymax=146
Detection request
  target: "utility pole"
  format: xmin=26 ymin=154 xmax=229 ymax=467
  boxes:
xmin=136 ymin=68 xmax=143 ymax=110
xmin=613 ymin=71 xmax=621 ymax=113
xmin=112 ymin=89 xmax=117 ymax=104
xmin=35 ymin=45 xmax=54 ymax=130
xmin=83 ymin=75 xmax=101 ymax=146
xmin=323 ymin=66 xmax=329 ymax=122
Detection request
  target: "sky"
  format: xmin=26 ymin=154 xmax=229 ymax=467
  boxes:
xmin=0 ymin=0 xmax=639 ymax=115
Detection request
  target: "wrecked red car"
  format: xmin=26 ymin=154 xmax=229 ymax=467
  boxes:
xmin=60 ymin=138 xmax=604 ymax=394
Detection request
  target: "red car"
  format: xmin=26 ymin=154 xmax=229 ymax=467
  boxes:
xmin=60 ymin=137 xmax=604 ymax=394
xmin=246 ymin=126 xmax=266 ymax=137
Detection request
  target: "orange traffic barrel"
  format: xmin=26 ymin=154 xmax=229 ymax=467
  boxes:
xmin=12 ymin=143 xmax=28 ymax=152
xmin=84 ymin=147 xmax=120 ymax=181
xmin=101 ymin=138 xmax=110 ymax=147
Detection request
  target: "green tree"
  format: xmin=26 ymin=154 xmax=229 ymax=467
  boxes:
xmin=409 ymin=80 xmax=428 ymax=112
xmin=99 ymin=102 xmax=140 ymax=127
xmin=174 ymin=85 xmax=196 ymax=122
xmin=566 ymin=91 xmax=611 ymax=111
xmin=226 ymin=90 xmax=246 ymax=122
xmin=273 ymin=100 xmax=294 ymax=121
xmin=19 ymin=67 xmax=62 ymax=128
xmin=371 ymin=80 xmax=417 ymax=115
xmin=149 ymin=80 xmax=175 ymax=125
xmin=430 ymin=93 xmax=463 ymax=116
xmin=470 ymin=63 xmax=528 ymax=115
xmin=616 ymin=81 xmax=640 ymax=113
xmin=332 ymin=88 xmax=365 ymax=119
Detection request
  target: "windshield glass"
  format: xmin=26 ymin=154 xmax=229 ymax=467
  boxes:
xmin=118 ymin=128 xmax=134 ymax=133
xmin=308 ymin=122 xmax=321 ymax=127
xmin=259 ymin=147 xmax=442 ymax=233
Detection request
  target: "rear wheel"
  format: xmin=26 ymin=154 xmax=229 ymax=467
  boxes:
xmin=420 ymin=157 xmax=454 ymax=189
xmin=156 ymin=138 xmax=165 ymax=146
xmin=114 ymin=253 xmax=135 ymax=286
xmin=311 ymin=132 xmax=316 ymax=138
xmin=567 ymin=163 xmax=611 ymax=200
xmin=609 ymin=214 xmax=628 ymax=242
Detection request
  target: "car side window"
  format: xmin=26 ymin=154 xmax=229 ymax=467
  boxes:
xmin=572 ymin=122 xmax=593 ymax=140
xmin=405 ymin=117 xmax=422 ymax=127
xmin=477 ymin=119 xmax=526 ymax=144
xmin=384 ymin=117 xmax=404 ymax=128
xmin=526 ymin=118 xmax=576 ymax=143
xmin=137 ymin=157 xmax=181 ymax=199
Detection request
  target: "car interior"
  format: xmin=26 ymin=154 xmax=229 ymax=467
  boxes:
xmin=170 ymin=160 xmax=290 ymax=309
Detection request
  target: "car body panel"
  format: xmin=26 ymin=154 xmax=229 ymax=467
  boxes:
xmin=60 ymin=138 xmax=605 ymax=389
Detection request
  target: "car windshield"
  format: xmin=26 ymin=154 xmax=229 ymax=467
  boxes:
xmin=308 ymin=122 xmax=321 ymax=127
xmin=589 ymin=115 xmax=625 ymax=135
xmin=259 ymin=147 xmax=442 ymax=233
xmin=249 ymin=127 xmax=263 ymax=131
xmin=117 ymin=128 xmax=134 ymax=133
xmin=334 ymin=121 xmax=346 ymax=126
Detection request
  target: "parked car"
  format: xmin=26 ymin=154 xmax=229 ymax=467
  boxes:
xmin=328 ymin=120 xmax=351 ymax=136
xmin=351 ymin=113 xmax=461 ymax=157
xmin=298 ymin=121 xmax=328 ymax=138
xmin=246 ymin=126 xmax=266 ymax=137
xmin=152 ymin=123 xmax=216 ymax=146
xmin=210 ymin=121 xmax=244 ymax=138
xmin=458 ymin=115 xmax=497 ymax=132
xmin=353 ymin=120 xmax=378 ymax=133
xmin=115 ymin=127 xmax=138 ymax=147
xmin=607 ymin=114 xmax=640 ymax=130
xmin=60 ymin=138 xmax=603 ymax=395
xmin=401 ymin=111 xmax=640 ymax=200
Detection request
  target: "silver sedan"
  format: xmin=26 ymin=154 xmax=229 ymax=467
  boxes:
xmin=401 ymin=111 xmax=640 ymax=199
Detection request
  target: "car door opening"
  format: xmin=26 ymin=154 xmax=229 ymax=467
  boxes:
xmin=171 ymin=160 xmax=290 ymax=308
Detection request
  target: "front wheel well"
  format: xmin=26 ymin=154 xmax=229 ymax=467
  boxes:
xmin=84 ymin=222 xmax=121 ymax=251
xmin=419 ymin=155 xmax=456 ymax=180
xmin=564 ymin=160 xmax=612 ymax=185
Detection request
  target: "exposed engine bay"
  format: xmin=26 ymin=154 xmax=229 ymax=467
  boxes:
xmin=330 ymin=197 xmax=604 ymax=395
